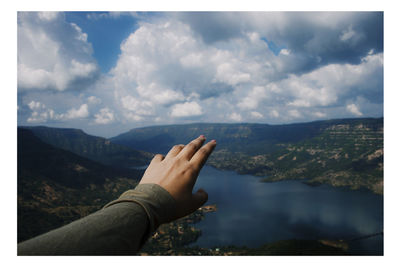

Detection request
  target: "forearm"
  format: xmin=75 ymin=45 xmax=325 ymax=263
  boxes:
xmin=18 ymin=184 xmax=176 ymax=255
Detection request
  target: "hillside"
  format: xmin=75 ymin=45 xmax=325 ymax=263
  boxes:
xmin=23 ymin=126 xmax=152 ymax=168
xmin=18 ymin=128 xmax=143 ymax=242
xmin=111 ymin=118 xmax=383 ymax=194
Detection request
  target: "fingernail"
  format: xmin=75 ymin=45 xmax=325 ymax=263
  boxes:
xmin=210 ymin=139 xmax=217 ymax=144
xmin=199 ymin=134 xmax=205 ymax=139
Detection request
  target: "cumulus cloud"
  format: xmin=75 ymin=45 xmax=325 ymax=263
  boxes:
xmin=238 ymin=86 xmax=268 ymax=110
xmin=26 ymin=100 xmax=56 ymax=123
xmin=62 ymin=104 xmax=89 ymax=119
xmin=313 ymin=111 xmax=327 ymax=118
xmin=120 ymin=95 xmax=155 ymax=119
xmin=177 ymin=12 xmax=383 ymax=69
xmin=103 ymin=13 xmax=382 ymax=128
xmin=111 ymin=19 xmax=254 ymax=98
xmin=26 ymin=101 xmax=89 ymax=123
xmin=250 ymin=111 xmax=263 ymax=119
xmin=270 ymin=52 xmax=383 ymax=110
xmin=170 ymin=101 xmax=203 ymax=118
xmin=346 ymin=103 xmax=363 ymax=116
xmin=17 ymin=12 xmax=383 ymax=137
xmin=87 ymin=96 xmax=102 ymax=105
xmin=18 ymin=12 xmax=99 ymax=91
xmin=94 ymin=108 xmax=115 ymax=124
xmin=340 ymin=25 xmax=357 ymax=42
xmin=108 ymin=16 xmax=297 ymax=124
xmin=110 ymin=18 xmax=261 ymax=122
xmin=229 ymin=112 xmax=243 ymax=122
xmin=288 ymin=109 xmax=302 ymax=119
xmin=270 ymin=110 xmax=280 ymax=118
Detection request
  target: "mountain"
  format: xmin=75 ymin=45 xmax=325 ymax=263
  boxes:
xmin=111 ymin=118 xmax=383 ymax=194
xmin=18 ymin=128 xmax=143 ymax=242
xmin=22 ymin=126 xmax=152 ymax=168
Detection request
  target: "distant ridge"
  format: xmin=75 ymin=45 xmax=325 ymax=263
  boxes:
xmin=110 ymin=118 xmax=383 ymax=154
xmin=110 ymin=118 xmax=383 ymax=194
xmin=18 ymin=128 xmax=143 ymax=242
xmin=18 ymin=128 xmax=142 ymax=187
xmin=22 ymin=125 xmax=152 ymax=168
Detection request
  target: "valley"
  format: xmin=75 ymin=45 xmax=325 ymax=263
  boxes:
xmin=111 ymin=118 xmax=383 ymax=194
xmin=17 ymin=117 xmax=384 ymax=255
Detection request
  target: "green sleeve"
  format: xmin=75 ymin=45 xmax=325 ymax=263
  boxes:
xmin=17 ymin=183 xmax=176 ymax=255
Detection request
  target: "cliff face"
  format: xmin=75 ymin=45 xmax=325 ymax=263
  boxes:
xmin=112 ymin=118 xmax=383 ymax=194
xmin=208 ymin=120 xmax=383 ymax=194
xmin=23 ymin=126 xmax=152 ymax=168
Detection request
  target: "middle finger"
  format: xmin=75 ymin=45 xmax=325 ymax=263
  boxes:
xmin=178 ymin=135 xmax=206 ymax=160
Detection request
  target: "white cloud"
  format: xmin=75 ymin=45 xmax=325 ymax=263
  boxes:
xmin=229 ymin=112 xmax=243 ymax=122
xmin=340 ymin=26 xmax=355 ymax=41
xmin=101 ymin=16 xmax=382 ymax=128
xmin=26 ymin=101 xmax=89 ymax=123
xmin=120 ymin=95 xmax=154 ymax=116
xmin=238 ymin=86 xmax=267 ymax=110
xmin=346 ymin=103 xmax=363 ymax=116
xmin=124 ymin=113 xmax=144 ymax=122
xmin=279 ymin=49 xmax=291 ymax=56
xmin=18 ymin=12 xmax=98 ymax=91
xmin=288 ymin=109 xmax=302 ymax=119
xmin=70 ymin=59 xmax=97 ymax=78
xmin=250 ymin=111 xmax=263 ymax=119
xmin=94 ymin=108 xmax=115 ymax=124
xmin=270 ymin=110 xmax=280 ymax=118
xmin=109 ymin=18 xmax=279 ymax=125
xmin=215 ymin=62 xmax=251 ymax=86
xmin=313 ymin=111 xmax=327 ymax=118
xmin=170 ymin=101 xmax=203 ymax=118
xmin=26 ymin=101 xmax=56 ymax=123
xmin=18 ymin=12 xmax=383 ymax=135
xmin=63 ymin=104 xmax=89 ymax=119
xmin=272 ymin=52 xmax=383 ymax=111
xmin=87 ymin=96 xmax=102 ymax=105
xmin=28 ymin=100 xmax=45 ymax=110
xmin=37 ymin=12 xmax=59 ymax=21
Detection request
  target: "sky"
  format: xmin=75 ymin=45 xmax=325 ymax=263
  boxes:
xmin=17 ymin=11 xmax=384 ymax=138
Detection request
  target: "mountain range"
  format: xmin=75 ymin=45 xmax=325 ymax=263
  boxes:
xmin=17 ymin=128 xmax=144 ymax=242
xmin=22 ymin=126 xmax=152 ymax=168
xmin=17 ymin=117 xmax=384 ymax=244
xmin=111 ymin=118 xmax=383 ymax=194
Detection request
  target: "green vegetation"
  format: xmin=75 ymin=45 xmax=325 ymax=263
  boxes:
xmin=23 ymin=126 xmax=152 ymax=168
xmin=111 ymin=118 xmax=384 ymax=194
xmin=17 ymin=128 xmax=142 ymax=242
xmin=17 ymin=118 xmax=383 ymax=254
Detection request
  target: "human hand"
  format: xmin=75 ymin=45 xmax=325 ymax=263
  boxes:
xmin=139 ymin=135 xmax=216 ymax=220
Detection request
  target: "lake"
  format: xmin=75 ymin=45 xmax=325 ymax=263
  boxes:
xmin=191 ymin=166 xmax=383 ymax=255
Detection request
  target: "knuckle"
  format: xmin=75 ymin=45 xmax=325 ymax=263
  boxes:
xmin=198 ymin=147 xmax=208 ymax=155
xmin=152 ymin=154 xmax=164 ymax=160
xmin=187 ymin=164 xmax=198 ymax=175
xmin=180 ymin=163 xmax=195 ymax=174
xmin=172 ymin=145 xmax=182 ymax=150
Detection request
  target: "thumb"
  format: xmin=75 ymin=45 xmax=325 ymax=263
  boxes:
xmin=190 ymin=188 xmax=208 ymax=211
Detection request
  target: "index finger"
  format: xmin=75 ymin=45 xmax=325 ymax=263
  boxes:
xmin=190 ymin=140 xmax=217 ymax=170
xmin=178 ymin=135 xmax=206 ymax=160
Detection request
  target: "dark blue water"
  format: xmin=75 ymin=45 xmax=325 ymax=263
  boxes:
xmin=191 ymin=166 xmax=383 ymax=255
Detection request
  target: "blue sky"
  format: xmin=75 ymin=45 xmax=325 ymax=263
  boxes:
xmin=17 ymin=11 xmax=384 ymax=137
xmin=64 ymin=12 xmax=140 ymax=73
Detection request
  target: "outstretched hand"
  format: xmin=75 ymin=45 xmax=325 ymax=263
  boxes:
xmin=139 ymin=135 xmax=216 ymax=220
